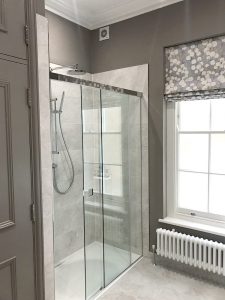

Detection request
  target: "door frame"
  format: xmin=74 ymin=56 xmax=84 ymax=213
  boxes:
xmin=26 ymin=1 xmax=45 ymax=299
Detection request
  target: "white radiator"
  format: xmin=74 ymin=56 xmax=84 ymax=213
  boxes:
xmin=156 ymin=228 xmax=225 ymax=276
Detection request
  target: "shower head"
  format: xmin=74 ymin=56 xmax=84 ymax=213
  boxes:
xmin=50 ymin=64 xmax=87 ymax=76
xmin=67 ymin=64 xmax=86 ymax=76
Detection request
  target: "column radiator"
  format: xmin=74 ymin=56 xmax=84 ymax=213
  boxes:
xmin=156 ymin=228 xmax=225 ymax=276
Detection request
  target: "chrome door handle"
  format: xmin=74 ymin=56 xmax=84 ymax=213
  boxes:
xmin=87 ymin=188 xmax=94 ymax=197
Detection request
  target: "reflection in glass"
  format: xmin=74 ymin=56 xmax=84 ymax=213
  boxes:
xmin=82 ymin=86 xmax=104 ymax=299
xmin=101 ymin=91 xmax=142 ymax=285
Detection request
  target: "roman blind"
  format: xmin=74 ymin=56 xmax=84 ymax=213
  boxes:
xmin=164 ymin=35 xmax=225 ymax=101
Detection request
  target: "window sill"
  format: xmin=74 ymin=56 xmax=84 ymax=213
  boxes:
xmin=159 ymin=217 xmax=225 ymax=238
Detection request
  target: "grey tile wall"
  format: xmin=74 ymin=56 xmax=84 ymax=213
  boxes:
xmin=50 ymin=80 xmax=85 ymax=264
xmin=37 ymin=14 xmax=55 ymax=300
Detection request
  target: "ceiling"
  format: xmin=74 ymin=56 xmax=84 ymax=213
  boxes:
xmin=45 ymin=0 xmax=183 ymax=30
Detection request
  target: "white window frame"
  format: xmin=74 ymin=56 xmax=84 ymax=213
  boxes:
xmin=166 ymin=100 xmax=225 ymax=227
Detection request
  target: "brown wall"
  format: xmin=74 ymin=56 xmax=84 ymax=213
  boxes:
xmin=46 ymin=10 xmax=91 ymax=72
xmin=90 ymin=0 xmax=225 ymax=248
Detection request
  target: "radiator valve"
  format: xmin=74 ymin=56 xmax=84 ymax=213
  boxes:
xmin=152 ymin=244 xmax=157 ymax=266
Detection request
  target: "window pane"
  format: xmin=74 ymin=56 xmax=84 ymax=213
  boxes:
xmin=210 ymin=134 xmax=225 ymax=174
xmin=178 ymin=134 xmax=209 ymax=172
xmin=83 ymin=133 xmax=100 ymax=164
xmin=209 ymin=174 xmax=225 ymax=216
xmin=178 ymin=100 xmax=210 ymax=131
xmin=83 ymin=108 xmax=100 ymax=133
xmin=211 ymin=99 xmax=225 ymax=131
xmin=178 ymin=171 xmax=208 ymax=212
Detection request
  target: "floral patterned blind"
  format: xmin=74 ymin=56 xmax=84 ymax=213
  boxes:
xmin=164 ymin=35 xmax=225 ymax=101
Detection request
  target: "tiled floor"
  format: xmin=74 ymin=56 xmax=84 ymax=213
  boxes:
xmin=98 ymin=258 xmax=225 ymax=300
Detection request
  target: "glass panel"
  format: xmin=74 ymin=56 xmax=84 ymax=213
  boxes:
xmin=209 ymin=174 xmax=225 ymax=216
xmin=178 ymin=171 xmax=208 ymax=212
xmin=101 ymin=90 xmax=142 ymax=285
xmin=128 ymin=95 xmax=142 ymax=263
xmin=103 ymin=165 xmax=123 ymax=197
xmin=178 ymin=100 xmax=210 ymax=132
xmin=178 ymin=134 xmax=209 ymax=172
xmin=211 ymin=98 xmax=225 ymax=131
xmin=102 ymin=106 xmax=121 ymax=132
xmin=50 ymin=80 xmax=85 ymax=300
xmin=83 ymin=133 xmax=100 ymax=164
xmin=210 ymin=134 xmax=225 ymax=174
xmin=82 ymin=86 xmax=104 ymax=299
xmin=103 ymin=134 xmax=122 ymax=165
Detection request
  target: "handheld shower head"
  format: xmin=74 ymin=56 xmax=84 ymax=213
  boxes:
xmin=59 ymin=91 xmax=65 ymax=113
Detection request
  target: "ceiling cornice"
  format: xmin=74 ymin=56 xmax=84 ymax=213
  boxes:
xmin=45 ymin=0 xmax=183 ymax=30
xmin=90 ymin=0 xmax=183 ymax=29
xmin=45 ymin=6 xmax=92 ymax=29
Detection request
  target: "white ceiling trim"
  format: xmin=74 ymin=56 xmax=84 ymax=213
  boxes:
xmin=45 ymin=6 xmax=92 ymax=29
xmin=91 ymin=0 xmax=183 ymax=29
xmin=45 ymin=0 xmax=93 ymax=29
xmin=46 ymin=0 xmax=183 ymax=30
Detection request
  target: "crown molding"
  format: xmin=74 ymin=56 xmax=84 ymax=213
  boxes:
xmin=45 ymin=6 xmax=92 ymax=29
xmin=90 ymin=0 xmax=183 ymax=29
xmin=46 ymin=0 xmax=183 ymax=30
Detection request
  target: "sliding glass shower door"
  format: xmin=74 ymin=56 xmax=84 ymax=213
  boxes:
xmin=82 ymin=86 xmax=142 ymax=299
xmin=101 ymin=90 xmax=142 ymax=286
xmin=50 ymin=71 xmax=142 ymax=300
xmin=82 ymin=86 xmax=104 ymax=299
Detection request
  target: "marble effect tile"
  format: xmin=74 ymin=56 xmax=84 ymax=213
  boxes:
xmin=93 ymin=65 xmax=148 ymax=94
xmin=98 ymin=258 xmax=225 ymax=300
xmin=37 ymin=14 xmax=55 ymax=300
xmin=50 ymin=73 xmax=84 ymax=264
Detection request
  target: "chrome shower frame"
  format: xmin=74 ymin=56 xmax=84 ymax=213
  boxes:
xmin=50 ymin=71 xmax=143 ymax=98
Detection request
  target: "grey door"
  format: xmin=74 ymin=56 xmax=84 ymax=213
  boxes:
xmin=0 ymin=0 xmax=27 ymax=59
xmin=0 ymin=58 xmax=36 ymax=300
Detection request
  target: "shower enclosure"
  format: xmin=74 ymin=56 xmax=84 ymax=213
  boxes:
xmin=50 ymin=71 xmax=143 ymax=300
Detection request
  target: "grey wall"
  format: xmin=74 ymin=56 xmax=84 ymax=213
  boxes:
xmin=36 ymin=0 xmax=45 ymax=16
xmin=46 ymin=10 xmax=91 ymax=72
xmin=90 ymin=0 xmax=225 ymax=248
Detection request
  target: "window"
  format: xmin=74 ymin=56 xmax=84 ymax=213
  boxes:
xmin=167 ymin=98 xmax=225 ymax=223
